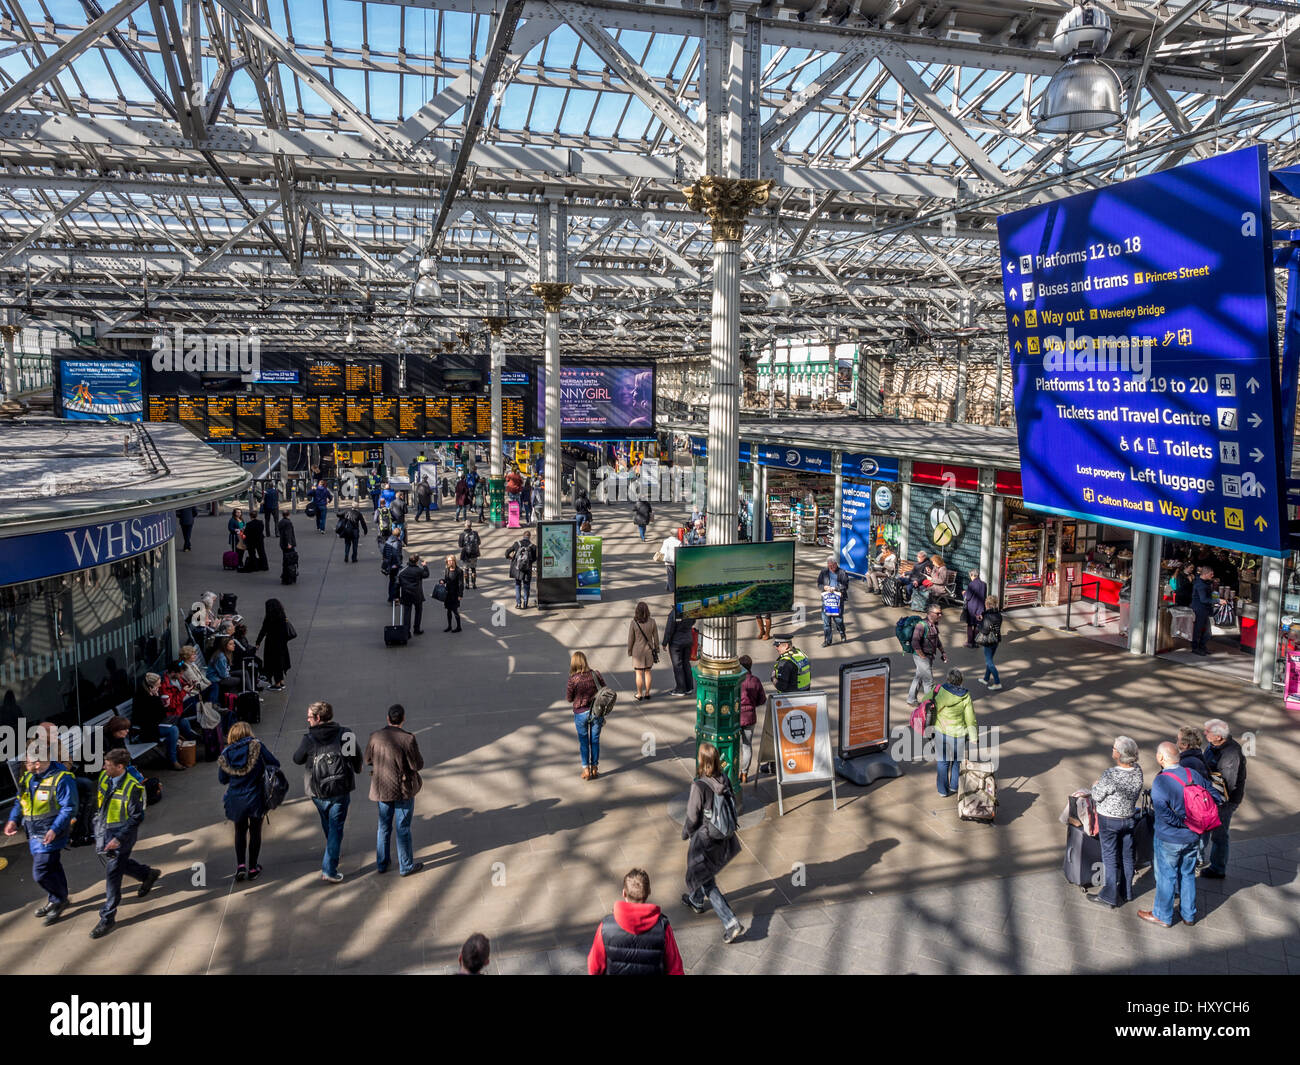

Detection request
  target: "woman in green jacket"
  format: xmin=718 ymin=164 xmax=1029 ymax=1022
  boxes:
xmin=933 ymin=668 xmax=977 ymax=797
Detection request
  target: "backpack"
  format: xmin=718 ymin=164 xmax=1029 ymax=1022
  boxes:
xmin=335 ymin=512 xmax=357 ymax=538
xmin=462 ymin=530 xmax=481 ymax=556
xmin=263 ymin=763 xmax=290 ymax=811
xmin=896 ymin=616 xmax=923 ymax=654
xmin=144 ymin=777 xmax=162 ymax=805
xmin=310 ymin=737 xmax=354 ymax=799
xmin=1164 ymin=767 xmax=1222 ymax=834
xmin=700 ymin=780 xmax=738 ymax=841
xmin=377 ymin=509 xmax=393 ymax=534
xmin=590 ymin=673 xmax=617 ymax=720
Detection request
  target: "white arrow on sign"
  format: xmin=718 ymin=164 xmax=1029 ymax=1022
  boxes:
xmin=1246 ymin=377 xmax=1261 ymax=393
xmin=1006 ymin=261 xmax=1016 ymax=274
xmin=841 ymin=535 xmax=857 ymax=568
xmin=1248 ymin=412 xmax=1262 ymax=428
xmin=1250 ymin=447 xmax=1265 ymax=462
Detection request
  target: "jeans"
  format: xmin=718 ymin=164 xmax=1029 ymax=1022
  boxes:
xmin=821 ymin=611 xmax=845 ymax=642
xmin=739 ymin=725 xmax=754 ymax=777
xmin=522 ymin=502 xmax=532 ymax=523
xmin=515 ymin=577 xmax=532 ymax=607
xmin=159 ymin=718 xmax=196 ymax=763
xmin=637 ymin=524 xmax=646 ymax=541
xmin=316 ymin=508 xmax=327 ymax=532
xmin=1202 ymin=802 xmax=1236 ymax=874
xmin=455 ymin=505 xmax=466 ymax=520
xmin=32 ymin=849 xmax=69 ymax=904
xmin=574 ymin=709 xmax=604 ymax=766
xmin=1097 ymin=813 xmax=1136 ymax=905
xmin=982 ymin=645 xmax=1000 ymax=685
xmin=908 ymin=654 xmax=934 ymax=703
xmin=376 ymin=799 xmax=415 ymax=873
xmin=687 ymin=878 xmax=739 ymax=932
xmin=312 ymin=794 xmax=349 ymax=877
xmin=343 ymin=534 xmax=359 ymax=562
xmin=416 ymin=503 xmax=430 ymax=521
xmin=935 ymin=730 xmax=964 ymax=795
xmin=666 ymin=564 xmax=676 ymax=594
xmin=1153 ymin=837 xmax=1199 ymax=924
xmin=99 ymin=843 xmax=150 ymax=920
xmin=180 ymin=524 xmax=193 ymax=549
xmin=1192 ymin=610 xmax=1210 ymax=652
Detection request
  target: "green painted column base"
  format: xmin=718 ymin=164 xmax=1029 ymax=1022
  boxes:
xmin=488 ymin=476 xmax=505 ymax=527
xmin=692 ymin=660 xmax=745 ymax=810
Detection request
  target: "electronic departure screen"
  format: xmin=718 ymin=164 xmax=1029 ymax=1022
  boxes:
xmin=206 ymin=396 xmax=235 ymax=440
xmin=177 ymin=396 xmax=206 ymax=435
xmin=305 ymin=359 xmax=344 ymax=393
xmin=449 ymin=396 xmax=478 ymax=437
xmin=292 ymin=396 xmax=319 ymax=439
xmin=341 ymin=395 xmax=368 ymax=439
xmin=235 ymin=396 xmax=264 ymax=440
xmin=263 ymin=396 xmax=291 ymax=440
xmin=146 ymin=395 xmax=177 ymax=422
xmin=398 ymin=397 xmax=424 ymax=438
xmin=426 ymin=395 xmax=451 ymax=438
xmin=318 ymin=396 xmax=346 ymax=438
xmin=345 ymin=362 xmax=384 ymax=393
xmin=371 ymin=395 xmax=398 ymax=438
xmin=502 ymin=396 xmax=525 ymax=438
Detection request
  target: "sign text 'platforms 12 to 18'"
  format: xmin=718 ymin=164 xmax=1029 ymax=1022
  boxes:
xmin=998 ymin=146 xmax=1287 ymax=556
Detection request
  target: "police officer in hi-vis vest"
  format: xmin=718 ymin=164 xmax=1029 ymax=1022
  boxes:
xmin=90 ymin=748 xmax=161 ymax=939
xmin=770 ymin=635 xmax=812 ymax=693
xmin=4 ymin=742 xmax=79 ymax=925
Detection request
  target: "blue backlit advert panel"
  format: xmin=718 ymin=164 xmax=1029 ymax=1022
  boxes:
xmin=997 ymin=147 xmax=1286 ymax=557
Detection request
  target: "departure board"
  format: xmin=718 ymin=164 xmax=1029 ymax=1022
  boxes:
xmin=503 ymin=396 xmax=525 ymax=438
xmin=206 ymin=396 xmax=235 ymax=440
xmin=319 ymin=397 xmax=346 ymax=438
xmin=292 ymin=396 xmax=319 ymax=439
xmin=450 ymin=396 xmax=479 ymax=437
xmin=146 ymin=395 xmax=177 ymax=423
xmin=397 ymin=397 xmax=424 ymax=438
xmin=371 ymin=395 xmax=398 ymax=438
xmin=235 ymin=396 xmax=264 ymax=440
xmin=426 ymin=395 xmax=451 ymax=437
xmin=177 ymin=396 xmax=206 ymax=435
xmin=345 ymin=362 xmax=384 ymax=393
xmin=263 ymin=396 xmax=292 ymax=440
xmin=344 ymin=396 xmax=371 ymax=439
xmin=305 ymin=360 xmax=344 ymax=393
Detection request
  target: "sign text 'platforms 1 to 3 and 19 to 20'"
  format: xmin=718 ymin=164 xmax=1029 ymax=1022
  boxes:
xmin=998 ymin=146 xmax=1287 ymax=556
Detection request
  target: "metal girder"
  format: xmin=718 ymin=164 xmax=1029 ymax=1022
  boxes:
xmin=179 ymin=198 xmax=282 ymax=277
xmin=0 ymin=185 xmax=102 ymax=269
xmin=0 ymin=0 xmax=150 ymax=114
xmin=760 ymin=38 xmax=880 ymax=149
xmin=469 ymin=204 xmax=541 ymax=276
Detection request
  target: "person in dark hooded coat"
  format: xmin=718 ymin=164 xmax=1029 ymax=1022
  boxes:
xmin=254 ymin=598 xmax=293 ymax=691
xmin=681 ymin=742 xmax=745 ymax=943
xmin=217 ymin=722 xmax=281 ymax=882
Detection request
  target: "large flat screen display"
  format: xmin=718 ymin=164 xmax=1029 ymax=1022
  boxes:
xmin=537 ymin=363 xmax=655 ymax=438
xmin=674 ymin=541 xmax=796 ymax=620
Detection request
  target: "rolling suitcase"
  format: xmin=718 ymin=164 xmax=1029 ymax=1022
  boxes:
xmin=384 ymin=602 xmax=410 ymax=646
xmin=957 ymin=759 xmax=997 ymax=823
xmin=1063 ymin=821 xmax=1104 ymax=890
xmin=235 ymin=690 xmax=261 ymax=724
xmin=281 ymin=548 xmax=299 ymax=586
xmin=1133 ymin=790 xmax=1155 ymax=869
xmin=222 ymin=550 xmax=239 ymax=571
xmin=880 ymin=575 xmax=902 ymax=607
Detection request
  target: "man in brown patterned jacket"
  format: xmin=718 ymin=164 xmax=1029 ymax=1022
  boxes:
xmin=364 ymin=704 xmax=425 ymax=877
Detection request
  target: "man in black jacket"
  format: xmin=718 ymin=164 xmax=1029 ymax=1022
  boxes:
xmin=663 ymin=609 xmax=696 ymax=696
xmin=337 ymin=503 xmax=368 ymax=564
xmin=276 ymin=513 xmax=296 ymax=554
xmin=1191 ymin=565 xmax=1215 ymax=655
xmin=458 ymin=522 xmax=481 ymax=588
xmin=382 ymin=533 xmax=403 ymax=603
xmin=389 ymin=493 xmax=409 ymax=545
xmin=1201 ymin=718 xmax=1247 ymax=878
xmin=505 ymin=532 xmax=537 ymax=608
xmin=415 ymin=478 xmax=433 ymax=522
xmin=397 ymin=555 xmax=430 ymax=635
xmin=633 ymin=498 xmax=653 ymax=541
xmin=292 ymin=701 xmax=363 ymax=883
xmin=240 ymin=516 xmax=269 ymax=571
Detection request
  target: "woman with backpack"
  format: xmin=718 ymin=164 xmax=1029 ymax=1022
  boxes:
xmin=975 ymin=594 xmax=1003 ymax=691
xmin=681 ymin=742 xmax=744 ymax=943
xmin=566 ymin=651 xmax=606 ymax=781
xmin=254 ymin=598 xmax=294 ymax=692
xmin=505 ymin=531 xmax=536 ymax=608
xmin=218 ymin=721 xmax=281 ymax=882
xmin=626 ymin=601 xmax=659 ymax=701
xmin=441 ymin=555 xmax=465 ymax=632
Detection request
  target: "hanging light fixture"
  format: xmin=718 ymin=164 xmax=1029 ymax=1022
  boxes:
xmin=1034 ymin=1 xmax=1123 ymax=134
xmin=767 ymin=269 xmax=792 ymax=310
xmin=344 ymin=318 xmax=357 ymax=347
xmin=150 ymin=330 xmax=166 ymax=351
xmin=414 ymin=274 xmax=441 ymax=301
xmin=613 ymin=314 xmax=629 ymax=338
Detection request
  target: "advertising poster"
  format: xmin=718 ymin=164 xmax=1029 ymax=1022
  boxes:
xmin=772 ymin=691 xmax=833 ymax=783
xmin=998 ymin=146 xmax=1286 ymax=556
xmin=537 ymin=363 xmax=655 ymax=435
xmin=675 ymin=541 xmax=795 ymax=620
xmin=577 ymin=535 xmax=602 ymax=601
xmin=57 ymin=359 xmax=143 ymax=421
xmin=839 ymin=659 xmax=890 ymax=757
xmin=540 ymin=522 xmax=575 ymax=579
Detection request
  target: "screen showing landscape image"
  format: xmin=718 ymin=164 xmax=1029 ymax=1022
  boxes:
xmin=675 ymin=541 xmax=795 ymax=620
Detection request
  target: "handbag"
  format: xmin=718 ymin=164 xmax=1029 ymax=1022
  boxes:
xmin=285 ymin=620 xmax=297 ymax=641
xmin=639 ymin=622 xmax=660 ymax=664
xmin=304 ymin=500 xmax=317 ymax=518
xmin=432 ymin=580 xmax=448 ymax=602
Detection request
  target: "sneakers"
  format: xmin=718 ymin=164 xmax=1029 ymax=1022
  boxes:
xmin=235 ymin=865 xmax=247 ymax=882
xmin=399 ymin=862 xmax=424 ymax=878
xmin=321 ymin=872 xmax=344 ymax=883
xmin=247 ymin=865 xmax=263 ymax=881
xmin=723 ymin=922 xmax=745 ymax=943
xmin=89 ymin=918 xmax=115 ymax=939
xmin=681 ymin=893 xmax=708 ymax=914
xmin=987 ymin=683 xmax=1003 ymax=691
xmin=138 ymin=867 xmax=161 ymax=897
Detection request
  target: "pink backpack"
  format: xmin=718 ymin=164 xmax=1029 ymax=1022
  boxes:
xmin=1164 ymin=767 xmax=1222 ymax=835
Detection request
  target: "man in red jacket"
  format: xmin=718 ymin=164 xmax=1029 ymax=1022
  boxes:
xmin=588 ymin=868 xmax=685 ymax=975
xmin=737 ymin=654 xmax=766 ymax=783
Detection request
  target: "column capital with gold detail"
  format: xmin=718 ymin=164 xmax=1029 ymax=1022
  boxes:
xmin=530 ymin=282 xmax=572 ymax=314
xmin=682 ymin=177 xmax=774 ymax=243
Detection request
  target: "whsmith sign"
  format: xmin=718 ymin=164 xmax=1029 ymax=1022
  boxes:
xmin=0 ymin=511 xmax=176 ymax=586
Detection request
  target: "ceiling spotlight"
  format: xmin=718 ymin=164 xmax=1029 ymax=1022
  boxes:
xmin=1035 ymin=2 xmax=1123 ymax=134
xmin=767 ymin=269 xmax=791 ymax=309
xmin=401 ymin=317 xmax=419 ymax=336
xmin=613 ymin=313 xmax=628 ymax=338
xmin=418 ymin=257 xmax=438 ymax=275
xmin=344 ymin=320 xmax=357 ymax=347
xmin=682 ymin=332 xmax=696 ymax=351
xmin=150 ymin=331 xmax=166 ymax=351
xmin=414 ymin=275 xmax=441 ymax=301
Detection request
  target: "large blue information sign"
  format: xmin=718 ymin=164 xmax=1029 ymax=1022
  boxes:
xmin=998 ymin=147 xmax=1287 ymax=557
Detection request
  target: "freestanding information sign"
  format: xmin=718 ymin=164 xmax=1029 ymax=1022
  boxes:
xmin=767 ymin=690 xmax=836 ymax=816
xmin=537 ymin=520 xmax=578 ymax=608
xmin=835 ymin=658 xmax=902 ymax=786
xmin=997 ymin=146 xmax=1286 ymax=556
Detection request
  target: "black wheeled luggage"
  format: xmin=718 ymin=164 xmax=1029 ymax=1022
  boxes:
xmin=219 ymin=593 xmax=238 ymax=615
xmin=235 ymin=690 xmax=261 ymax=724
xmin=281 ymin=547 xmax=299 ymax=585
xmin=1063 ymin=822 xmax=1103 ymax=891
xmin=880 ymin=575 xmax=902 ymax=608
xmin=384 ymin=602 xmax=409 ymax=647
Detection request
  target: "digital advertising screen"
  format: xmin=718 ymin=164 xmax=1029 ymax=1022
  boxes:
xmin=537 ymin=363 xmax=655 ymax=438
xmin=56 ymin=358 xmax=143 ymax=422
xmin=674 ymin=540 xmax=796 ymax=620
xmin=998 ymin=146 xmax=1286 ymax=556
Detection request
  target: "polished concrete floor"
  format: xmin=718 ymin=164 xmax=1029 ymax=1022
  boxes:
xmin=2 ymin=497 xmax=1298 ymax=974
